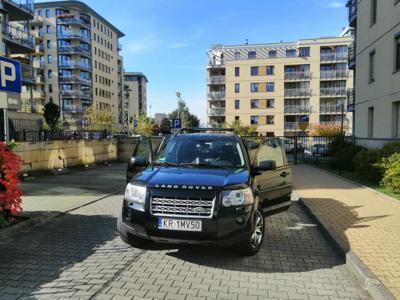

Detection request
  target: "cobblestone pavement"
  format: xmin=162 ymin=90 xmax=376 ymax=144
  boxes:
xmin=0 ymin=194 xmax=370 ymax=300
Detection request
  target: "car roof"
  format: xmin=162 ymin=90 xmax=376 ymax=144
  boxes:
xmin=173 ymin=133 xmax=239 ymax=140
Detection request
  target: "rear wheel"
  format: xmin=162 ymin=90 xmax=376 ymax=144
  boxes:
xmin=236 ymin=207 xmax=265 ymax=256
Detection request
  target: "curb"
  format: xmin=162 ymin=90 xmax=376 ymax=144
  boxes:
xmin=0 ymin=190 xmax=122 ymax=241
xmin=299 ymin=198 xmax=396 ymax=300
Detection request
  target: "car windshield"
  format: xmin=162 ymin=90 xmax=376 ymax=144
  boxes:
xmin=155 ymin=138 xmax=246 ymax=168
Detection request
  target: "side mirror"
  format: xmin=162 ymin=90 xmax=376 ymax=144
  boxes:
xmin=255 ymin=160 xmax=276 ymax=172
xmin=128 ymin=156 xmax=149 ymax=170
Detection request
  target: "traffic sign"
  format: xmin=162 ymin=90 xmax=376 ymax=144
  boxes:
xmin=171 ymin=118 xmax=182 ymax=129
xmin=0 ymin=56 xmax=21 ymax=94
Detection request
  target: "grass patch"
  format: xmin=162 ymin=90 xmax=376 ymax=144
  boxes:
xmin=304 ymin=160 xmax=400 ymax=201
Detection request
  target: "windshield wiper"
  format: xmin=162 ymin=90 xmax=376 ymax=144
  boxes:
xmin=180 ymin=162 xmax=233 ymax=170
xmin=153 ymin=161 xmax=194 ymax=168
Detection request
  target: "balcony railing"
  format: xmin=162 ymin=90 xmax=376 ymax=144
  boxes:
xmin=207 ymin=108 xmax=225 ymax=116
xmin=58 ymin=45 xmax=91 ymax=56
xmin=347 ymin=0 xmax=357 ymax=25
xmin=31 ymin=15 xmax=44 ymax=25
xmin=63 ymin=105 xmax=85 ymax=113
xmin=347 ymin=88 xmax=355 ymax=112
xmin=284 ymin=71 xmax=311 ymax=81
xmin=58 ymin=61 xmax=91 ymax=71
xmin=320 ymin=87 xmax=347 ymax=96
xmin=207 ymin=60 xmax=225 ymax=68
xmin=320 ymin=70 xmax=348 ymax=80
xmin=21 ymin=63 xmax=34 ymax=83
xmin=57 ymin=32 xmax=91 ymax=42
xmin=207 ymin=75 xmax=225 ymax=84
xmin=60 ymin=90 xmax=92 ymax=98
xmin=284 ymin=105 xmax=311 ymax=114
xmin=284 ymin=88 xmax=311 ymax=98
xmin=57 ymin=16 xmax=90 ymax=28
xmin=59 ymin=75 xmax=92 ymax=85
xmin=320 ymin=52 xmax=348 ymax=62
xmin=35 ymin=75 xmax=45 ymax=84
xmin=320 ymin=105 xmax=346 ymax=114
xmin=207 ymin=91 xmax=225 ymax=100
xmin=284 ymin=122 xmax=305 ymax=130
xmin=320 ymin=121 xmax=343 ymax=126
xmin=348 ymin=42 xmax=356 ymax=69
xmin=2 ymin=22 xmax=35 ymax=50
xmin=3 ymin=0 xmax=34 ymax=14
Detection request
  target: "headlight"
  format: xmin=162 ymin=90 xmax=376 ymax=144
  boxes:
xmin=222 ymin=187 xmax=254 ymax=207
xmin=124 ymin=183 xmax=146 ymax=211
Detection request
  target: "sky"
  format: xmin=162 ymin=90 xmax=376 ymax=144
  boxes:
xmin=37 ymin=0 xmax=349 ymax=124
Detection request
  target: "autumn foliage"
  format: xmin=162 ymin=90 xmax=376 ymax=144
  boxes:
xmin=309 ymin=124 xmax=344 ymax=136
xmin=0 ymin=142 xmax=23 ymax=226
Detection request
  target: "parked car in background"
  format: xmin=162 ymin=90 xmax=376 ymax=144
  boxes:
xmin=304 ymin=144 xmax=329 ymax=156
xmin=282 ymin=137 xmax=305 ymax=153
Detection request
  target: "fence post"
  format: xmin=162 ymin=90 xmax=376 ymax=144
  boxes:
xmin=73 ymin=131 xmax=77 ymax=140
xmin=103 ymin=129 xmax=107 ymax=139
xmin=315 ymin=144 xmax=319 ymax=166
xmin=294 ymin=137 xmax=298 ymax=165
xmin=23 ymin=129 xmax=26 ymax=142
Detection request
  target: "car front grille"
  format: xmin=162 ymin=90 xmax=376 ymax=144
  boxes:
xmin=150 ymin=196 xmax=215 ymax=219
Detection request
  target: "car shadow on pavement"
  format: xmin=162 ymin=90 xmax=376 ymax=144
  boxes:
xmin=0 ymin=213 xmax=129 ymax=299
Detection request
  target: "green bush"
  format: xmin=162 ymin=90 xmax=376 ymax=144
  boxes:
xmin=333 ymin=144 xmax=364 ymax=171
xmin=354 ymin=149 xmax=383 ymax=182
xmin=382 ymin=141 xmax=400 ymax=157
xmin=379 ymin=152 xmax=400 ymax=193
xmin=328 ymin=134 xmax=353 ymax=156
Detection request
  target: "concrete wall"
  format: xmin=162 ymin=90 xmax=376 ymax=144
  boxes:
xmin=117 ymin=138 xmax=139 ymax=163
xmin=15 ymin=139 xmax=119 ymax=172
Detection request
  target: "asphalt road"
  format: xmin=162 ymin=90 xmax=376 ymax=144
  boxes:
xmin=0 ymin=168 xmax=370 ymax=299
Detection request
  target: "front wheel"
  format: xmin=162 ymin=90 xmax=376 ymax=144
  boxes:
xmin=236 ymin=207 xmax=265 ymax=256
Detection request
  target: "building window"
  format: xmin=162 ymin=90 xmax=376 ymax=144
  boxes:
xmin=266 ymin=82 xmax=275 ymax=92
xmin=267 ymin=99 xmax=274 ymax=108
xmin=47 ymin=55 xmax=52 ymax=63
xmin=395 ymin=33 xmax=400 ymax=71
xmin=235 ymin=67 xmax=240 ymax=77
xmin=250 ymin=66 xmax=258 ymax=76
xmin=235 ymin=99 xmax=240 ymax=109
xmin=371 ymin=0 xmax=377 ymax=25
xmin=251 ymin=99 xmax=259 ymax=109
xmin=48 ymin=70 xmax=52 ymax=78
xmin=393 ymin=102 xmax=400 ymax=138
xmin=286 ymin=49 xmax=297 ymax=57
xmin=235 ymin=52 xmax=240 ymax=60
xmin=250 ymin=116 xmax=259 ymax=125
xmin=369 ymin=50 xmax=376 ymax=83
xmin=251 ymin=83 xmax=259 ymax=92
xmin=37 ymin=9 xmax=43 ymax=16
xmin=45 ymin=9 xmax=51 ymax=18
xmin=48 ymin=84 xmax=53 ymax=93
xmin=248 ymin=51 xmax=256 ymax=59
xmin=266 ymin=116 xmax=274 ymax=125
xmin=269 ymin=50 xmax=277 ymax=58
xmin=368 ymin=107 xmax=374 ymax=137
xmin=47 ymin=40 xmax=51 ymax=49
xmin=235 ymin=83 xmax=240 ymax=93
xmin=46 ymin=25 xmax=51 ymax=33
xmin=266 ymin=66 xmax=274 ymax=75
xmin=234 ymin=116 xmax=240 ymax=121
xmin=299 ymin=47 xmax=310 ymax=57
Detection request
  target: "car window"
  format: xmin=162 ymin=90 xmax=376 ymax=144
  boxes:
xmin=135 ymin=137 xmax=152 ymax=161
xmin=256 ymin=138 xmax=285 ymax=168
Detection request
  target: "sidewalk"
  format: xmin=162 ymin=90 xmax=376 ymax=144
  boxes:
xmin=292 ymin=164 xmax=400 ymax=299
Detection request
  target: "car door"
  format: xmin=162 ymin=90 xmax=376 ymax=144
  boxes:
xmin=252 ymin=138 xmax=292 ymax=215
xmin=126 ymin=137 xmax=152 ymax=183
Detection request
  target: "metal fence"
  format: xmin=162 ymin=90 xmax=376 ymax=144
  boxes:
xmin=9 ymin=129 xmax=109 ymax=142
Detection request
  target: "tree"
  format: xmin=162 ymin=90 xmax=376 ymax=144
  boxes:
xmin=168 ymin=100 xmax=200 ymax=128
xmin=136 ymin=114 xmax=154 ymax=136
xmin=309 ymin=123 xmax=344 ymax=136
xmin=160 ymin=117 xmax=171 ymax=134
xmin=86 ymin=102 xmax=114 ymax=131
xmin=226 ymin=120 xmax=257 ymax=136
xmin=43 ymin=102 xmax=60 ymax=131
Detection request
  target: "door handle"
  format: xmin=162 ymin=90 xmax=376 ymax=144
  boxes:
xmin=280 ymin=171 xmax=289 ymax=177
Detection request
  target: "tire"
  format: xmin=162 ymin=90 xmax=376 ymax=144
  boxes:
xmin=235 ymin=207 xmax=265 ymax=256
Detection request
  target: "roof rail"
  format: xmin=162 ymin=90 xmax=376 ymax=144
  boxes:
xmin=174 ymin=127 xmax=235 ymax=136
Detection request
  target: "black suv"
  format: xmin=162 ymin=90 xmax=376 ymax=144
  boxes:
xmin=118 ymin=128 xmax=292 ymax=255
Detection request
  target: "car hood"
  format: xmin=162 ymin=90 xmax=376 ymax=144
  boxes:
xmin=133 ymin=166 xmax=250 ymax=189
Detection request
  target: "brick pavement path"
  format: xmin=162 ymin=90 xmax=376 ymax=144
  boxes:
xmin=293 ymin=164 xmax=400 ymax=299
xmin=0 ymin=192 xmax=369 ymax=299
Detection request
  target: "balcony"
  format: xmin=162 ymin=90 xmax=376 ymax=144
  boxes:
xmin=58 ymin=45 xmax=91 ymax=57
xmin=57 ymin=16 xmax=91 ymax=29
xmin=59 ymin=75 xmax=92 ymax=85
xmin=63 ymin=105 xmax=85 ymax=113
xmin=207 ymin=75 xmax=225 ymax=84
xmin=348 ymin=42 xmax=356 ymax=70
xmin=320 ymin=52 xmax=348 ymax=62
xmin=284 ymin=71 xmax=311 ymax=81
xmin=320 ymin=87 xmax=347 ymax=97
xmin=57 ymin=32 xmax=91 ymax=43
xmin=35 ymin=75 xmax=45 ymax=84
xmin=2 ymin=0 xmax=34 ymax=21
xmin=320 ymin=121 xmax=343 ymax=126
xmin=34 ymin=44 xmax=45 ymax=53
xmin=347 ymin=0 xmax=357 ymax=27
xmin=2 ymin=22 xmax=35 ymax=52
xmin=31 ymin=15 xmax=44 ymax=25
xmin=117 ymin=42 xmax=122 ymax=51
xmin=207 ymin=107 xmax=225 ymax=117
xmin=320 ymin=70 xmax=348 ymax=80
xmin=284 ymin=105 xmax=311 ymax=114
xmin=58 ymin=61 xmax=92 ymax=71
xmin=284 ymin=88 xmax=311 ymax=98
xmin=32 ymin=60 xmax=44 ymax=69
xmin=207 ymin=91 xmax=225 ymax=100
xmin=284 ymin=122 xmax=305 ymax=131
xmin=21 ymin=63 xmax=34 ymax=83
xmin=60 ymin=90 xmax=92 ymax=99
xmin=347 ymin=88 xmax=355 ymax=112
xmin=207 ymin=60 xmax=225 ymax=69
xmin=320 ymin=104 xmax=346 ymax=114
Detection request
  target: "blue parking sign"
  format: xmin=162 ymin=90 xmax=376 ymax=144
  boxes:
xmin=300 ymin=115 xmax=309 ymax=122
xmin=0 ymin=56 xmax=21 ymax=94
xmin=171 ymin=118 xmax=182 ymax=129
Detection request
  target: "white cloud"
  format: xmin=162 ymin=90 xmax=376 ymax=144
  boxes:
xmin=123 ymin=36 xmax=163 ymax=54
xmin=328 ymin=1 xmax=345 ymax=8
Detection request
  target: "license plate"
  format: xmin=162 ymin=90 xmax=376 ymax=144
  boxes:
xmin=158 ymin=218 xmax=202 ymax=232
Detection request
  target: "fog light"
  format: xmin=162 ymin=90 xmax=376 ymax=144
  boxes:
xmin=236 ymin=216 xmax=244 ymax=225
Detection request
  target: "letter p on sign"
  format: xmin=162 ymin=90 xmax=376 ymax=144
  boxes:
xmin=0 ymin=56 xmax=21 ymax=94
xmin=1 ymin=61 xmax=16 ymax=88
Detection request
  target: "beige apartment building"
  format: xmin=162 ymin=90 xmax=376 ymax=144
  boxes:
xmin=123 ymin=72 xmax=148 ymax=128
xmin=347 ymin=0 xmax=400 ymax=148
xmin=207 ymin=37 xmax=354 ymax=136
xmin=33 ymin=1 xmax=124 ymax=130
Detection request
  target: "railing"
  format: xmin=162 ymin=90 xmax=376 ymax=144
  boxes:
xmin=57 ymin=16 xmax=90 ymax=28
xmin=347 ymin=0 xmax=357 ymax=24
xmin=59 ymin=75 xmax=92 ymax=85
xmin=284 ymin=88 xmax=311 ymax=98
xmin=57 ymin=32 xmax=91 ymax=42
xmin=61 ymin=90 xmax=92 ymax=98
xmin=320 ymin=87 xmax=347 ymax=96
xmin=35 ymin=75 xmax=45 ymax=84
xmin=319 ymin=105 xmax=346 ymax=114
xmin=63 ymin=105 xmax=85 ymax=113
xmin=58 ymin=45 xmax=91 ymax=56
xmin=207 ymin=91 xmax=225 ymax=100
xmin=9 ymin=129 xmax=108 ymax=142
xmin=2 ymin=22 xmax=35 ymax=49
xmin=348 ymin=42 xmax=356 ymax=68
xmin=207 ymin=60 xmax=225 ymax=68
xmin=284 ymin=105 xmax=311 ymax=114
xmin=207 ymin=108 xmax=225 ymax=116
xmin=320 ymin=70 xmax=348 ymax=79
xmin=319 ymin=121 xmax=343 ymax=126
xmin=284 ymin=122 xmax=302 ymax=130
xmin=58 ymin=61 xmax=91 ymax=70
xmin=207 ymin=75 xmax=225 ymax=84
xmin=31 ymin=15 xmax=44 ymax=24
xmin=320 ymin=52 xmax=348 ymax=62
xmin=3 ymin=0 xmax=34 ymax=14
xmin=21 ymin=63 xmax=34 ymax=83
xmin=284 ymin=71 xmax=311 ymax=81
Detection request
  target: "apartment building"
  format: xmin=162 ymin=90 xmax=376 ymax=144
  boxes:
xmin=123 ymin=72 xmax=148 ymax=126
xmin=347 ymin=0 xmax=400 ymax=148
xmin=33 ymin=1 xmax=124 ymax=130
xmin=206 ymin=37 xmax=354 ymax=136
